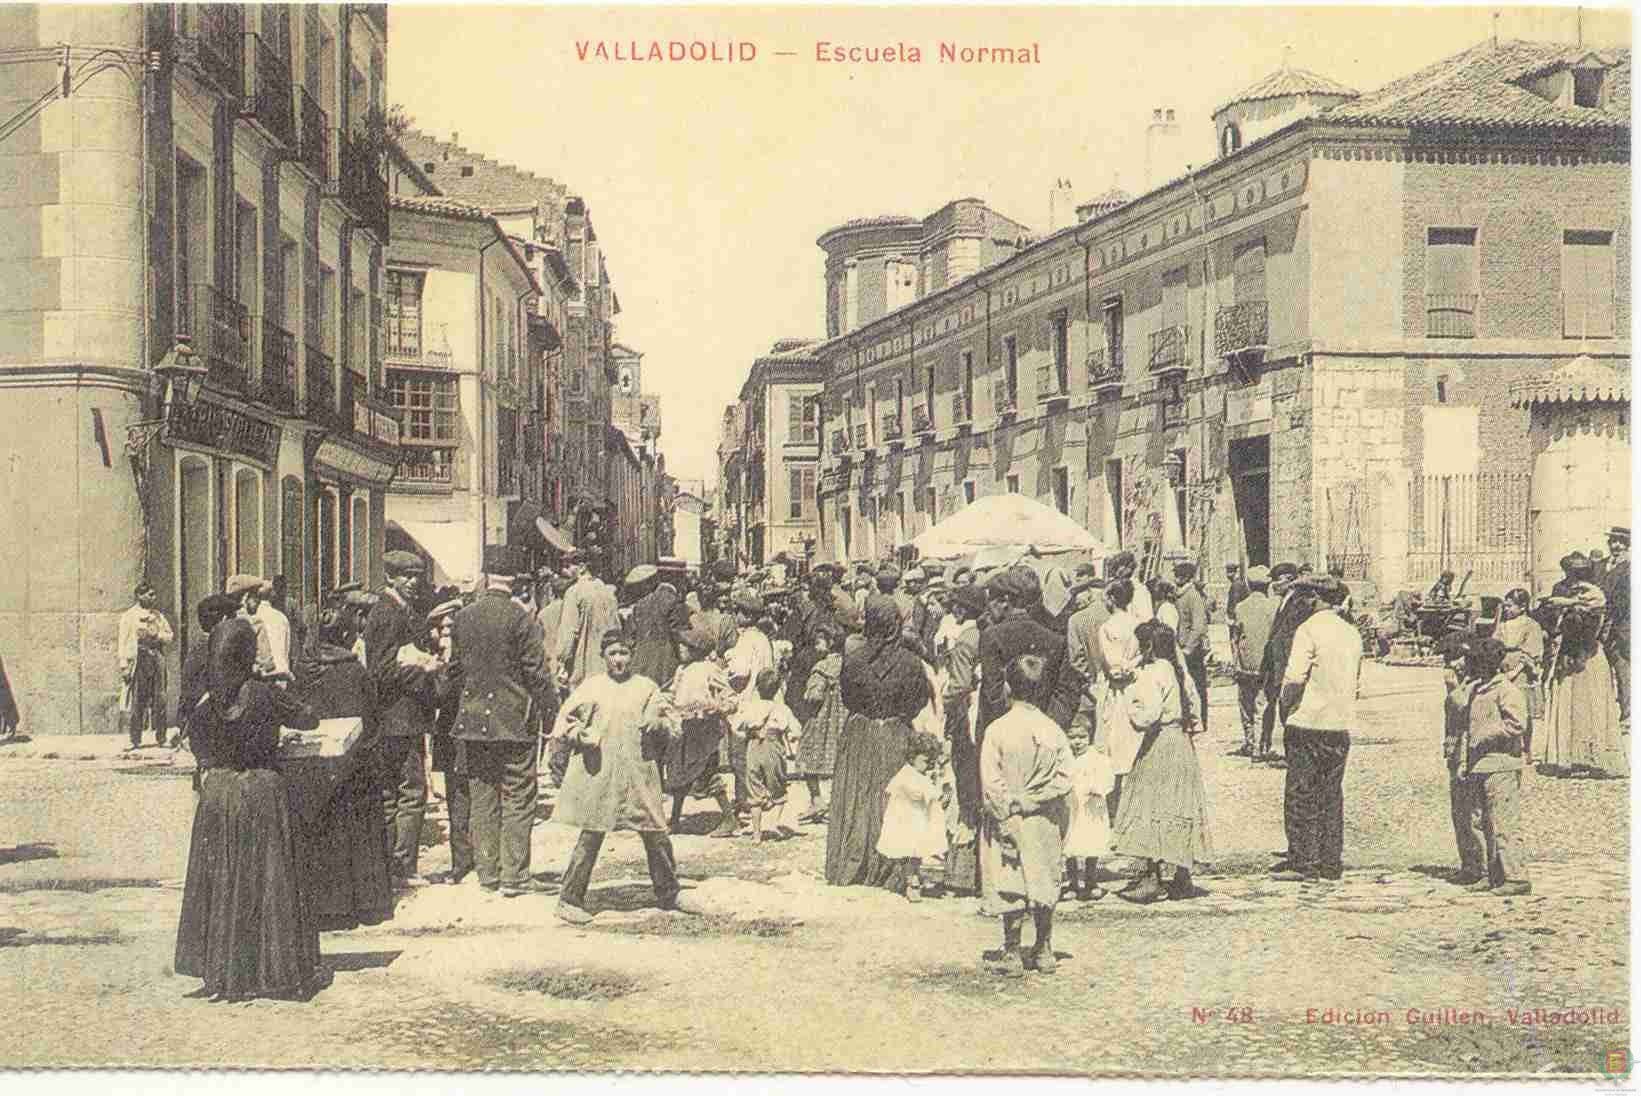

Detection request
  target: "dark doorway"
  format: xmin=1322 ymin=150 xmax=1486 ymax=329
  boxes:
xmin=1228 ymin=436 xmax=1270 ymax=567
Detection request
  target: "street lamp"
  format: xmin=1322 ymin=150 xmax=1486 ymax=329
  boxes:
xmin=126 ymin=342 xmax=209 ymax=584
xmin=1161 ymin=449 xmax=1186 ymax=488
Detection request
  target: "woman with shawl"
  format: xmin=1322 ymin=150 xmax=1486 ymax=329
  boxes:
xmin=825 ymin=595 xmax=931 ymax=889
xmin=1537 ymin=552 xmax=1625 ymax=776
xmin=174 ymin=610 xmax=325 ymax=1001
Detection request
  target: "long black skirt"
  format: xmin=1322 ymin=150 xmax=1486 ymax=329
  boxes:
xmin=298 ymin=762 xmax=394 ymax=929
xmin=943 ymin=698 xmax=980 ymax=893
xmin=824 ymin=714 xmax=911 ymax=890
xmin=174 ymin=768 xmax=322 ymax=1000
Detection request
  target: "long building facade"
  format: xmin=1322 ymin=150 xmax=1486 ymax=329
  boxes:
xmin=813 ymin=41 xmax=1629 ymax=606
xmin=1 ymin=3 xmax=397 ymax=733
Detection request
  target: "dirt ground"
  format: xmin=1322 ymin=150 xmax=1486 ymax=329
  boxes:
xmin=0 ymin=662 xmax=1629 ymax=1077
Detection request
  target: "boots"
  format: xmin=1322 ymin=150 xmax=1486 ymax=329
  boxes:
xmin=1119 ymin=862 xmax=1167 ymax=904
xmin=991 ymin=913 xmax=1027 ymax=977
xmin=669 ymin=795 xmax=685 ymax=831
xmin=1029 ymin=907 xmax=1057 ymax=973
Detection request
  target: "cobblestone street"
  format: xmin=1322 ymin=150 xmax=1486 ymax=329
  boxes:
xmin=0 ymin=663 xmax=1628 ymax=1076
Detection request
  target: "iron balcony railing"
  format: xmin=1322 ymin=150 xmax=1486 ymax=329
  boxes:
xmin=337 ymin=128 xmax=389 ymax=242
xmin=992 ymin=377 xmax=1017 ymax=415
xmin=1426 ymin=293 xmax=1478 ymax=338
xmin=1149 ymin=324 xmax=1190 ymax=373
xmin=240 ymin=33 xmax=295 ymax=149
xmin=1087 ymin=347 xmax=1124 ymax=388
xmin=305 ymin=344 xmax=337 ymax=425
xmin=178 ymin=283 xmax=251 ymax=393
xmin=881 ymin=412 xmax=903 ymax=441
xmin=1215 ymin=300 xmax=1269 ymax=357
xmin=398 ymin=450 xmax=456 ymax=485
xmin=259 ymin=318 xmax=298 ymax=413
xmin=177 ymin=4 xmax=243 ymax=97
xmin=831 ymin=429 xmax=849 ymax=455
xmin=851 ymin=422 xmax=868 ymax=450
xmin=296 ymin=86 xmax=330 ymax=182
xmin=910 ymin=403 xmax=933 ymax=434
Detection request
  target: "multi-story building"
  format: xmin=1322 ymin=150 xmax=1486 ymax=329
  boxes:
xmin=815 ymin=40 xmax=1629 ymax=604
xmin=394 ymin=131 xmax=623 ymax=568
xmin=717 ymin=340 xmax=827 ymax=568
xmin=376 ymin=182 xmax=540 ymax=588
xmin=0 ymin=3 xmax=395 ymax=732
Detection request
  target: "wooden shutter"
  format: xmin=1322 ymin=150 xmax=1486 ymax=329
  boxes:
xmin=1563 ymin=230 xmax=1615 ymax=338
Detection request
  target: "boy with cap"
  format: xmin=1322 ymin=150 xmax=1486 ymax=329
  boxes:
xmin=118 ymin=581 xmax=174 ymax=747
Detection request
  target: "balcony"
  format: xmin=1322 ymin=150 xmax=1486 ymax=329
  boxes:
xmin=176 ymin=4 xmax=243 ymax=97
xmin=851 ymin=422 xmax=868 ymax=451
xmin=1036 ymin=362 xmax=1070 ymax=404
xmin=178 ymin=283 xmax=251 ymax=393
xmin=1087 ymin=347 xmax=1124 ymax=391
xmin=350 ymin=377 xmax=404 ymax=449
xmin=1426 ymin=293 xmax=1477 ymax=339
xmin=398 ymin=448 xmax=456 ymax=486
xmin=910 ymin=403 xmax=933 ymax=436
xmin=240 ymin=33 xmax=295 ymax=149
xmin=831 ymin=429 xmax=849 ymax=456
xmin=337 ymin=129 xmax=388 ymax=241
xmin=881 ymin=412 xmax=904 ymax=443
xmin=951 ymin=391 xmax=972 ymax=425
xmin=1215 ymin=299 xmax=1269 ymax=358
xmin=296 ymin=86 xmax=330 ymax=183
xmin=305 ymin=345 xmax=338 ymax=427
xmin=992 ymin=377 xmax=1018 ymax=417
xmin=1148 ymin=324 xmax=1190 ymax=375
xmin=258 ymin=318 xmax=298 ymax=414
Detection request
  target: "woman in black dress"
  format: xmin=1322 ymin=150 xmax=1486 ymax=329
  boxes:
xmin=291 ymin=600 xmax=393 ymax=928
xmin=174 ymin=613 xmax=325 ymax=1001
xmin=825 ymin=595 xmax=931 ymax=889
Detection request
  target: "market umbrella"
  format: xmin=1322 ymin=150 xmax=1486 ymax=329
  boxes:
xmin=910 ymin=494 xmax=1110 ymax=558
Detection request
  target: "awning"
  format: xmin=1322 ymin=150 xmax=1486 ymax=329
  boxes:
xmin=385 ymin=519 xmax=476 ymax=590
xmin=535 ymin=516 xmax=573 ymax=552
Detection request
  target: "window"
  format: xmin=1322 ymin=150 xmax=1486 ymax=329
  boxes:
xmin=386 ymin=371 xmax=458 ymax=442
xmin=896 ymin=491 xmax=907 ymax=541
xmin=234 ymin=200 xmax=257 ymax=309
xmin=1426 ymin=227 xmax=1478 ymax=338
xmin=1105 ymin=458 xmax=1124 ymax=547
xmin=349 ymin=287 xmax=368 ymax=376
xmin=384 ymin=271 xmax=424 ymax=358
xmin=841 ymin=507 xmax=852 ymax=557
xmin=789 ymin=468 xmax=804 ymax=520
xmin=1573 ymin=68 xmax=1605 ymax=108
xmin=1221 ymin=123 xmax=1242 ymax=157
xmin=317 ymin=266 xmax=335 ymax=352
xmin=1232 ymin=239 xmax=1267 ymax=304
xmin=175 ymin=158 xmax=206 ymax=330
xmin=788 ymin=392 xmax=819 ymax=443
xmin=1102 ymin=297 xmax=1124 ymax=371
xmin=1003 ymin=335 xmax=1019 ymax=403
xmin=895 ymin=378 xmax=905 ymax=432
xmin=963 ymin=481 xmax=976 ymax=505
xmin=867 ymin=383 xmax=877 ymax=445
xmin=1563 ymin=229 xmax=1615 ymax=338
xmin=1006 ymin=474 xmax=1020 ymax=494
xmin=1052 ymin=467 xmax=1070 ymax=515
xmin=920 ymin=485 xmax=936 ymax=528
xmin=961 ymin=350 xmax=975 ymax=421
xmin=923 ymin=364 xmax=935 ymax=425
xmin=1162 ymin=267 xmax=1188 ymax=331
xmin=1171 ymin=448 xmax=1189 ymax=548
xmin=233 ymin=467 xmax=262 ymax=575
xmin=1051 ymin=312 xmax=1069 ymax=393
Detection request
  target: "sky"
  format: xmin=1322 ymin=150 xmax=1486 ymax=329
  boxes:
xmin=387 ymin=3 xmax=1630 ymax=487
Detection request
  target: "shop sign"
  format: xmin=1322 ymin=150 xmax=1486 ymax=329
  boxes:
xmin=166 ymin=398 xmax=280 ymax=465
xmin=315 ymin=438 xmax=397 ymax=486
xmin=1225 ymin=376 xmax=1273 ymax=428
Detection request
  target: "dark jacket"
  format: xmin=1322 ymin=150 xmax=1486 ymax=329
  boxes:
xmin=630 ymin=583 xmax=690 ymax=686
xmin=978 ymin=614 xmax=1078 ymax=734
xmin=295 ymin=646 xmax=381 ymax=756
xmin=1603 ymin=557 xmax=1630 ymax=655
xmin=1261 ymin=590 xmax=1313 ymax=695
xmin=838 ymin=643 xmax=930 ymax=722
xmin=451 ymin=588 xmax=554 ymax=744
xmin=364 ymin=590 xmax=436 ymax=738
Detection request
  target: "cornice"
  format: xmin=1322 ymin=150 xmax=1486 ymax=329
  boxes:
xmin=0 ymin=362 xmax=153 ymax=395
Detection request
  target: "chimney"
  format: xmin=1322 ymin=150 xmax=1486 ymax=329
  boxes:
xmin=451 ymin=131 xmax=460 ymax=146
xmin=1048 ymin=177 xmax=1075 ymax=233
xmin=1144 ymin=105 xmax=1183 ymax=191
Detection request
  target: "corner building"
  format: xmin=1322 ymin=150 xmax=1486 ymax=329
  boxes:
xmin=815 ymin=41 xmax=1629 ymax=605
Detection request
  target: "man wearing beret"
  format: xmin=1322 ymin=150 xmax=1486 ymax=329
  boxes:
xmin=451 ymin=573 xmax=557 ymax=896
xmin=556 ymin=552 xmax=621 ymax=690
xmin=1257 ymin=562 xmax=1305 ymax=766
xmin=366 ymin=550 xmax=439 ymax=884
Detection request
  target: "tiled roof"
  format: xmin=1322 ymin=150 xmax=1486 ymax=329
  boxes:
xmin=1324 ymin=39 xmax=1630 ymax=130
xmin=397 ymin=129 xmax=571 ymax=220
xmin=389 ymin=193 xmax=488 ymax=220
xmin=1077 ymin=185 xmax=1132 ymax=214
xmin=1510 ymin=355 xmax=1629 ymax=407
xmin=1218 ymin=65 xmax=1359 ymax=114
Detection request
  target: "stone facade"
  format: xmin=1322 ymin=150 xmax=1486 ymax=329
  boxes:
xmin=717 ymin=343 xmax=827 ymax=568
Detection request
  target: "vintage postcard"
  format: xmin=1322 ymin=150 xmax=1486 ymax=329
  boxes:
xmin=0 ymin=0 xmax=1632 ymax=1081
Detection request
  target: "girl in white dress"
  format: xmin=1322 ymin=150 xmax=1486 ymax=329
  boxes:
xmin=876 ymin=731 xmax=948 ymax=901
xmin=1062 ymin=721 xmax=1115 ymax=900
xmin=1096 ymin=579 xmax=1143 ymax=808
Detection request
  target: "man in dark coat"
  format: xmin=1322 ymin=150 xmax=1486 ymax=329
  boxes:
xmin=1258 ymin=562 xmax=1305 ymax=768
xmin=1225 ymin=562 xmax=1250 ymax=623
xmin=451 ymin=572 xmax=556 ymax=897
xmin=1174 ymin=561 xmax=1212 ymax=733
xmin=365 ymin=550 xmax=440 ymax=884
xmin=977 ymin=567 xmax=1079 ymax=739
xmin=630 ymin=570 xmax=690 ymax=687
xmin=1603 ymin=526 xmax=1630 ymax=722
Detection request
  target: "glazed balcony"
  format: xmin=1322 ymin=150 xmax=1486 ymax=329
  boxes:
xmin=296 ymin=86 xmax=330 ymax=182
xmin=178 ymin=283 xmax=251 ymax=393
xmin=240 ymin=33 xmax=295 ymax=149
xmin=258 ymin=318 xmax=298 ymax=414
xmin=1215 ymin=300 xmax=1269 ymax=358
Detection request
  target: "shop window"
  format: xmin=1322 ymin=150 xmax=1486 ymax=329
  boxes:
xmin=234 ymin=467 xmax=262 ymax=576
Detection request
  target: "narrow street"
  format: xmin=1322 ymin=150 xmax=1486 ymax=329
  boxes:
xmin=0 ymin=662 xmax=1627 ymax=1076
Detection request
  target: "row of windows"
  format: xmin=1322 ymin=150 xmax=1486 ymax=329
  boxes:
xmin=1425 ymin=227 xmax=1616 ymax=339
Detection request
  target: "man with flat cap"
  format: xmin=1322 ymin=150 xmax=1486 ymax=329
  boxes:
xmin=1257 ymin=562 xmax=1305 ymax=766
xmin=1602 ymin=526 xmax=1630 ymax=723
xmin=451 ymin=572 xmax=556 ymax=897
xmin=366 ymin=550 xmax=440 ymax=884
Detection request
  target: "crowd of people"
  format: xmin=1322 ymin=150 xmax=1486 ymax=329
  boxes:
xmin=152 ymin=521 xmax=1631 ymax=998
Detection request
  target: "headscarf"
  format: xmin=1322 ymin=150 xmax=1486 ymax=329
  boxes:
xmin=860 ymin=593 xmax=905 ymax=676
xmin=207 ymin=617 xmax=259 ymax=722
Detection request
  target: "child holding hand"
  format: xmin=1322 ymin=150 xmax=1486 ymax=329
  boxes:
xmin=876 ymin=731 xmax=949 ymax=901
